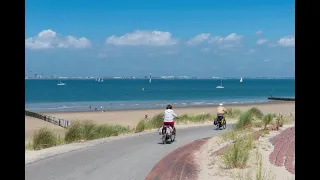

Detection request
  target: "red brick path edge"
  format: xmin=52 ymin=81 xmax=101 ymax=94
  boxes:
xmin=145 ymin=137 xmax=210 ymax=180
xmin=269 ymin=126 xmax=295 ymax=174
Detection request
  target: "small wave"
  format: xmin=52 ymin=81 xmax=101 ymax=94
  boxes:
xmin=192 ymin=102 xmax=205 ymax=105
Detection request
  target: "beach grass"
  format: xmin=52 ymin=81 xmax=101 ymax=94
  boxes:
xmin=222 ymin=135 xmax=254 ymax=169
xmin=234 ymin=107 xmax=266 ymax=130
xmin=26 ymin=111 xmax=218 ymax=150
xmin=135 ymin=112 xmax=215 ymax=133
xmin=135 ymin=120 xmax=146 ymax=133
xmin=262 ymin=114 xmax=274 ymax=130
xmin=225 ymin=108 xmax=242 ymax=119
xmin=28 ymin=107 xmax=285 ymax=151
xmin=211 ymin=107 xmax=293 ymax=179
xmin=65 ymin=120 xmax=132 ymax=142
xmin=29 ymin=128 xmax=64 ymax=150
xmin=221 ymin=129 xmax=252 ymax=141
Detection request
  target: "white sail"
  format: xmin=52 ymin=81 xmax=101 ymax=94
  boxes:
xmin=149 ymin=74 xmax=152 ymax=83
xmin=240 ymin=77 xmax=243 ymax=82
xmin=216 ymin=79 xmax=224 ymax=89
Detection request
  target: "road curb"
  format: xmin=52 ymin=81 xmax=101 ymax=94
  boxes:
xmin=145 ymin=137 xmax=210 ymax=180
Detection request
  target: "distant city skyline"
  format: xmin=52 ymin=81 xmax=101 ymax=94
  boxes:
xmin=26 ymin=0 xmax=295 ymax=77
xmin=25 ymin=71 xmax=295 ymax=80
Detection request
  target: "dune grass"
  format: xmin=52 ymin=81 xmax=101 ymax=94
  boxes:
xmin=222 ymin=135 xmax=254 ymax=169
xmin=225 ymin=108 xmax=242 ymax=119
xmin=26 ymin=112 xmax=216 ymax=150
xmin=233 ymin=150 xmax=275 ymax=180
xmin=26 ymin=121 xmax=132 ymax=150
xmin=262 ymin=114 xmax=274 ymax=130
xmin=28 ymin=128 xmax=65 ymax=150
xmin=221 ymin=129 xmax=252 ymax=141
xmin=254 ymin=152 xmax=275 ymax=180
xmin=65 ymin=120 xmax=132 ymax=143
xmin=29 ymin=107 xmax=284 ymax=151
xmin=234 ymin=107 xmax=266 ymax=130
xmin=135 ymin=112 xmax=215 ymax=133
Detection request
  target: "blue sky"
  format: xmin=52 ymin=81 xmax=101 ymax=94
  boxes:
xmin=25 ymin=0 xmax=295 ymax=77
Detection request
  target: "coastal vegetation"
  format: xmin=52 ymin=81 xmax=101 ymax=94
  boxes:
xmin=208 ymin=108 xmax=294 ymax=180
xmin=25 ymin=107 xmax=294 ymax=152
xmin=26 ymin=112 xmax=217 ymax=150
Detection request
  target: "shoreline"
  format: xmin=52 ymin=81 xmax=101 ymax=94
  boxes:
xmin=32 ymin=100 xmax=293 ymax=114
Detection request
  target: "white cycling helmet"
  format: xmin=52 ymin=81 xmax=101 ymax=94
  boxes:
xmin=219 ymin=103 xmax=223 ymax=106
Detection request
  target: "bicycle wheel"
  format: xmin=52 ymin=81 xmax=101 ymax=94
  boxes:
xmin=171 ymin=128 xmax=176 ymax=142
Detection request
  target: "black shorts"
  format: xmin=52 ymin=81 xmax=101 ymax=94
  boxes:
xmin=217 ymin=115 xmax=224 ymax=121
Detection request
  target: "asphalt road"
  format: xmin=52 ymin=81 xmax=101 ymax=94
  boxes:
xmin=25 ymin=124 xmax=232 ymax=180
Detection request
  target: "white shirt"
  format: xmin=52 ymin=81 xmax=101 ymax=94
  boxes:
xmin=163 ymin=109 xmax=178 ymax=122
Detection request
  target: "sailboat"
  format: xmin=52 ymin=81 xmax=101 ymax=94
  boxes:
xmin=57 ymin=80 xmax=66 ymax=86
xmin=240 ymin=77 xmax=243 ymax=83
xmin=97 ymin=78 xmax=101 ymax=82
xmin=216 ymin=79 xmax=224 ymax=89
xmin=149 ymin=74 xmax=152 ymax=83
xmin=101 ymin=77 xmax=104 ymax=82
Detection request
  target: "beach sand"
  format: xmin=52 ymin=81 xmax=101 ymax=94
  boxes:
xmin=25 ymin=117 xmax=67 ymax=144
xmin=25 ymin=101 xmax=295 ymax=143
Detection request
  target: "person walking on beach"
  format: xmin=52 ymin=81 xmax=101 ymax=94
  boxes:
xmin=162 ymin=104 xmax=178 ymax=134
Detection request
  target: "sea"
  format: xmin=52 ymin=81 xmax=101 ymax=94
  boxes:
xmin=25 ymin=79 xmax=295 ymax=112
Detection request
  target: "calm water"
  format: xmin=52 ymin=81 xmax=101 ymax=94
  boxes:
xmin=25 ymin=79 xmax=295 ymax=112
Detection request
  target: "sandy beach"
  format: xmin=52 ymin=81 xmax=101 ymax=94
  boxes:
xmin=25 ymin=101 xmax=295 ymax=143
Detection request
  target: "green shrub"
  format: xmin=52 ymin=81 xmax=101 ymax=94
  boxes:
xmin=235 ymin=108 xmax=265 ymax=130
xmin=147 ymin=114 xmax=163 ymax=129
xmin=235 ymin=112 xmax=254 ymax=130
xmin=262 ymin=114 xmax=274 ymax=130
xmin=135 ymin=120 xmax=146 ymax=133
xmin=247 ymin=107 xmax=264 ymax=120
xmin=65 ymin=120 xmax=83 ymax=143
xmin=82 ymin=120 xmax=96 ymax=139
xmin=32 ymin=128 xmax=57 ymax=150
xmin=87 ymin=124 xmax=114 ymax=139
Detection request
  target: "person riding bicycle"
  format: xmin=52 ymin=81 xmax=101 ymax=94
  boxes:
xmin=163 ymin=104 xmax=178 ymax=134
xmin=216 ymin=103 xmax=227 ymax=124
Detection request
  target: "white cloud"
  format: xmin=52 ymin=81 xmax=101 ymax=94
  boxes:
xmin=208 ymin=33 xmax=244 ymax=48
xmin=257 ymin=38 xmax=268 ymax=45
xmin=278 ymin=36 xmax=295 ymax=47
xmin=245 ymin=49 xmax=256 ymax=55
xmin=256 ymin=30 xmax=263 ymax=35
xmin=186 ymin=33 xmax=243 ymax=48
xmin=187 ymin=33 xmax=211 ymax=45
xmin=105 ymin=30 xmax=177 ymax=46
xmin=25 ymin=29 xmax=91 ymax=50
xmin=201 ymin=47 xmax=210 ymax=52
